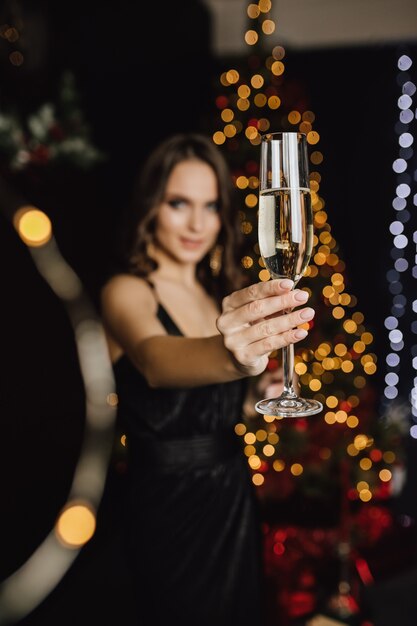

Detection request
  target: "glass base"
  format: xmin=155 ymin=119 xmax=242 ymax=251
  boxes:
xmin=255 ymin=395 xmax=323 ymax=418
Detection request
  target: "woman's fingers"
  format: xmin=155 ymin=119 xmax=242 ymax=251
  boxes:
xmin=218 ymin=285 xmax=309 ymax=331
xmin=224 ymin=307 xmax=314 ymax=353
xmin=221 ymin=278 xmax=294 ymax=314
xmin=217 ymin=279 xmax=315 ymax=377
xmin=230 ymin=326 xmax=309 ymax=365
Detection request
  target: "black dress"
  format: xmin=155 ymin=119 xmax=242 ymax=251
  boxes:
xmin=113 ymin=300 xmax=265 ymax=626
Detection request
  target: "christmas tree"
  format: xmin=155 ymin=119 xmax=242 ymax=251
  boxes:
xmin=209 ymin=1 xmax=408 ymax=621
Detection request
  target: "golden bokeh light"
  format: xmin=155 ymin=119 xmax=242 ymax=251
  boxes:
xmin=55 ymin=503 xmax=96 ymax=548
xmin=244 ymin=444 xmax=256 ymax=456
xmin=288 ymin=110 xmax=301 ymax=124
xmin=299 ymin=121 xmax=312 ymax=134
xmin=324 ymin=412 xmax=336 ymax=424
xmin=307 ymin=131 xmax=320 ymax=144
xmin=9 ymin=50 xmax=24 ymax=66
xmin=256 ymin=429 xmax=267 ymax=441
xmin=249 ymin=133 xmax=262 ymax=146
xmin=347 ymin=443 xmax=359 ymax=456
xmin=309 ymin=379 xmax=322 ymax=391
xmin=353 ymin=341 xmax=366 ymax=353
xmin=259 ymin=269 xmax=270 ymax=281
xmin=354 ymin=376 xmax=366 ymax=388
xmin=224 ymin=123 xmax=237 ymax=138
xmin=259 ymin=0 xmax=272 ymax=12
xmin=245 ymin=193 xmax=258 ymax=208
xmin=213 ymin=131 xmax=226 ymax=145
xmin=291 ymin=463 xmax=303 ymax=476
xmin=106 ymin=392 xmax=118 ymax=406
xmin=236 ymin=175 xmax=249 ymax=189
xmin=359 ymin=489 xmax=372 ymax=502
xmin=245 ymin=30 xmax=259 ymax=45
xmin=3 ymin=26 xmax=19 ymax=42
xmin=268 ymin=432 xmax=279 ymax=444
xmin=332 ymin=306 xmax=345 ymax=319
xmin=364 ymin=362 xmax=377 ymax=375
xmin=248 ymin=175 xmax=259 ymax=189
xmin=346 ymin=415 xmax=359 ymax=428
xmin=271 ymin=61 xmax=284 ymax=76
xmin=247 ymin=3 xmax=261 ymax=19
xmin=357 ymin=480 xmax=369 ymax=491
xmin=267 ymin=95 xmax=281 ymax=109
xmin=383 ymin=451 xmax=396 ymax=463
xmin=226 ymin=69 xmax=240 ymax=83
xmin=252 ymin=473 xmax=265 ymax=486
xmin=245 ymin=126 xmax=258 ymax=140
xmin=262 ymin=19 xmax=275 ymax=35
xmin=242 ymin=255 xmax=254 ymax=269
xmin=235 ymin=423 xmax=246 ymax=436
xmin=263 ymin=444 xmax=275 ymax=457
xmin=237 ymin=98 xmax=251 ymax=111
xmin=360 ymin=458 xmax=372 ymax=470
xmin=325 ymin=396 xmax=338 ymax=408
xmin=295 ymin=362 xmax=307 ymax=375
xmin=335 ymin=410 xmax=347 ymax=423
xmin=238 ymin=84 xmax=251 ymax=99
xmin=241 ymin=220 xmax=253 ymax=234
xmin=244 ymin=432 xmax=256 ymax=445
xmin=221 ymin=108 xmax=234 ymax=122
xmin=379 ymin=469 xmax=392 ymax=482
xmin=354 ymin=434 xmax=368 ymax=450
xmin=361 ymin=332 xmax=374 ymax=344
xmin=272 ymin=45 xmax=285 ymax=60
xmin=251 ymin=74 xmax=264 ymax=89
xmin=248 ymin=455 xmax=262 ymax=470
xmin=343 ymin=320 xmax=358 ymax=334
xmin=15 ymin=207 xmax=52 ymax=247
xmin=352 ymin=311 xmax=365 ymax=324
xmin=254 ymin=93 xmax=267 ymax=107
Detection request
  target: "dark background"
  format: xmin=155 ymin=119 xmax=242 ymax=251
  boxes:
xmin=1 ymin=1 xmax=417 ymax=624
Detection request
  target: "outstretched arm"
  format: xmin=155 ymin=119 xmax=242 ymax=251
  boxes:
xmin=101 ymin=275 xmax=314 ymax=388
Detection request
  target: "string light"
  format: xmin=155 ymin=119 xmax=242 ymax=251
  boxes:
xmin=384 ymin=50 xmax=417 ymax=441
xmin=0 ymin=183 xmax=116 ymax=625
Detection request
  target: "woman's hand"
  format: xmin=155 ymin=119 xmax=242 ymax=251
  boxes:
xmin=216 ymin=278 xmax=314 ymax=378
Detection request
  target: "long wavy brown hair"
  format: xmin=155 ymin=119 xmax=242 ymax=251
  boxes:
xmin=119 ymin=133 xmax=248 ymax=302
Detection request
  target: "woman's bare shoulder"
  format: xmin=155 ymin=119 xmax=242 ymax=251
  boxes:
xmin=100 ymin=273 xmax=156 ymax=314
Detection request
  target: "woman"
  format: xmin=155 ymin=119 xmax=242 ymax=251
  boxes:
xmin=100 ymin=133 xmax=314 ymax=625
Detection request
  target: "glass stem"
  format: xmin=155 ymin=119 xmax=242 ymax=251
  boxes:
xmin=282 ymin=306 xmax=296 ymax=398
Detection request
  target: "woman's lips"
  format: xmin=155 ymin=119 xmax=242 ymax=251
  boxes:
xmin=180 ymin=237 xmax=205 ymax=249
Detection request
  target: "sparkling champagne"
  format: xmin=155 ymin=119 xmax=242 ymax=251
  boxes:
xmin=258 ymin=188 xmax=313 ymax=283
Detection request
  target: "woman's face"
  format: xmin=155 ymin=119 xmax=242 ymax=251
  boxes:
xmin=153 ymin=159 xmax=222 ymax=265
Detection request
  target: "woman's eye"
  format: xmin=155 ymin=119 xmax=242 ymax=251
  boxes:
xmin=168 ymin=199 xmax=186 ymax=209
xmin=206 ymin=202 xmax=219 ymax=212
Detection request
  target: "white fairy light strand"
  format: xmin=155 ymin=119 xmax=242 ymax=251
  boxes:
xmin=384 ymin=51 xmax=417 ymax=440
xmin=0 ymin=193 xmax=117 ymax=624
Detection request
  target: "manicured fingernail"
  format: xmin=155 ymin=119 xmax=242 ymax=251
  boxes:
xmin=294 ymin=289 xmax=309 ymax=302
xmin=280 ymin=279 xmax=294 ymax=290
xmin=294 ymin=328 xmax=308 ymax=339
xmin=300 ymin=307 xmax=315 ymax=320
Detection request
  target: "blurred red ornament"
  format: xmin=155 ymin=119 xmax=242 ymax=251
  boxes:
xmin=215 ymin=95 xmax=228 ymax=109
xmin=246 ymin=160 xmax=258 ymax=174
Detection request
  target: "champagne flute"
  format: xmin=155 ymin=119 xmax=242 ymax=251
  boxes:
xmin=255 ymin=131 xmax=323 ymax=418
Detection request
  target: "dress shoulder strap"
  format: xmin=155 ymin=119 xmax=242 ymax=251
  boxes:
xmin=144 ymin=277 xmax=183 ymax=337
